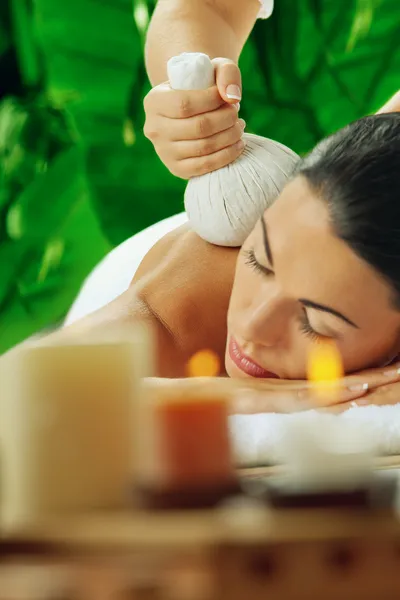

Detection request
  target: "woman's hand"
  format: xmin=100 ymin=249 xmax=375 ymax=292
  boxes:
xmin=328 ymin=362 xmax=400 ymax=413
xmin=143 ymin=59 xmax=246 ymax=179
xmin=142 ymin=374 xmax=374 ymax=415
xmin=143 ymin=363 xmax=400 ymax=415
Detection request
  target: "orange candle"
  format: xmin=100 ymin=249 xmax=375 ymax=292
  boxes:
xmin=136 ymin=350 xmax=239 ymax=508
xmin=156 ymin=395 xmax=235 ymax=489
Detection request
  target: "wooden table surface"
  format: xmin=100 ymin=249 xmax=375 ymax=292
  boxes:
xmin=0 ymin=455 xmax=399 ymax=553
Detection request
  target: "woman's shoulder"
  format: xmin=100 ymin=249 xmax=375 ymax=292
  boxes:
xmin=133 ymin=225 xmax=239 ymax=358
xmin=131 ymin=221 xmax=191 ymax=283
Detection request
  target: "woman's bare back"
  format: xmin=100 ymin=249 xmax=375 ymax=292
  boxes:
xmin=58 ymin=225 xmax=238 ymax=376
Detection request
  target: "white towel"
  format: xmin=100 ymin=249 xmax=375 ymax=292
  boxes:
xmin=230 ymin=403 xmax=400 ymax=467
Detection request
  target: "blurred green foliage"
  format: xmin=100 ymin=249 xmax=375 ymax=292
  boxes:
xmin=0 ymin=0 xmax=399 ymax=352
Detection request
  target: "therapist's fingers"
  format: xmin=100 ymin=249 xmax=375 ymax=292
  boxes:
xmin=160 ymin=103 xmax=241 ymax=141
xmin=144 ymin=83 xmax=244 ymax=179
xmin=144 ymin=83 xmax=225 ymax=119
xmin=170 ymin=120 xmax=245 ymax=161
xmin=212 ymin=58 xmax=242 ymax=105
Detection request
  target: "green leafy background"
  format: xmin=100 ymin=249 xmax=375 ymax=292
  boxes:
xmin=0 ymin=0 xmax=399 ymax=353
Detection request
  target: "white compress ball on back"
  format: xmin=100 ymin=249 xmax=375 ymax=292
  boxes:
xmin=167 ymin=53 xmax=300 ymax=247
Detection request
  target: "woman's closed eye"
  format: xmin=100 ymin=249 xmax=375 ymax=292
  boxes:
xmin=244 ymin=248 xmax=274 ymax=276
xmin=244 ymin=247 xmax=340 ymax=342
xmin=298 ymin=309 xmax=333 ymax=342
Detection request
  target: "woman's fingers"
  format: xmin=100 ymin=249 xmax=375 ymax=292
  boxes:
xmin=341 ymin=363 xmax=400 ymax=391
xmin=142 ymin=374 xmax=376 ymax=416
xmin=297 ymin=363 xmax=400 ymax=408
xmin=333 ymin=380 xmax=400 ymax=413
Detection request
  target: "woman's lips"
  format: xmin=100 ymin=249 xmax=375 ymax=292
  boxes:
xmin=228 ymin=337 xmax=279 ymax=379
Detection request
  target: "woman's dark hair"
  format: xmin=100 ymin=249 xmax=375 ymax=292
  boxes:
xmin=298 ymin=113 xmax=400 ymax=307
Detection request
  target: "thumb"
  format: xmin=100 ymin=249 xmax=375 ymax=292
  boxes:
xmin=212 ymin=58 xmax=242 ymax=104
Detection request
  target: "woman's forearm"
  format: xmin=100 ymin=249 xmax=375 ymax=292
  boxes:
xmin=144 ymin=0 xmax=260 ymax=85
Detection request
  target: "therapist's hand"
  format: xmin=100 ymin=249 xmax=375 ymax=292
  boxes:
xmin=143 ymin=59 xmax=246 ymax=179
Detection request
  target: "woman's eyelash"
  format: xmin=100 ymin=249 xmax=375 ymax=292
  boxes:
xmin=244 ymin=248 xmax=261 ymax=272
xmin=299 ymin=310 xmax=328 ymax=342
xmin=243 ymin=252 xmax=333 ymax=343
xmin=244 ymin=248 xmax=271 ymax=275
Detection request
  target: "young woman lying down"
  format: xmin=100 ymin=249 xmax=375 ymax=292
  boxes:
xmin=8 ymin=100 xmax=400 ymax=413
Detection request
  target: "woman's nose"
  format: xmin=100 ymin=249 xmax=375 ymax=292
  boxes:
xmin=240 ymin=295 xmax=292 ymax=348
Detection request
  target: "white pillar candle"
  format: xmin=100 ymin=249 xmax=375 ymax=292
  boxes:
xmin=277 ymin=413 xmax=377 ymax=492
xmin=0 ymin=324 xmax=152 ymax=527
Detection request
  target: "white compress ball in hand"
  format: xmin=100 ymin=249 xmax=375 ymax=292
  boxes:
xmin=168 ymin=53 xmax=300 ymax=247
xmin=185 ymin=133 xmax=299 ymax=246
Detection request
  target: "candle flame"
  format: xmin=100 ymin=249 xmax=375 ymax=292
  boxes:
xmin=307 ymin=341 xmax=343 ymax=404
xmin=187 ymin=349 xmax=220 ymax=378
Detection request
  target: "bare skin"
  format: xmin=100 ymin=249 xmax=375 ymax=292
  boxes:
xmin=38 ymin=170 xmax=400 ymax=409
xmin=129 ymin=176 xmax=400 ymax=382
xmin=226 ymin=178 xmax=400 ymax=380
xmin=4 ymin=95 xmax=400 ymax=413
xmin=143 ymin=0 xmax=261 ymax=178
xmin=43 ymin=224 xmax=236 ymax=378
xmin=144 ymin=1 xmax=400 ymax=181
xmin=5 ymin=173 xmax=400 ymax=412
xmin=132 ymin=224 xmax=237 ymax=369
xmin=137 ymin=173 xmax=400 ymax=410
xmin=145 ymin=0 xmax=260 ymax=84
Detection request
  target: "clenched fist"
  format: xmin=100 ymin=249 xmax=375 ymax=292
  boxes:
xmin=144 ymin=58 xmax=246 ymax=179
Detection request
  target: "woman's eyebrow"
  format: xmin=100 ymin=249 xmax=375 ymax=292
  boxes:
xmin=260 ymin=217 xmax=273 ymax=266
xmin=300 ymin=299 xmax=359 ymax=328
